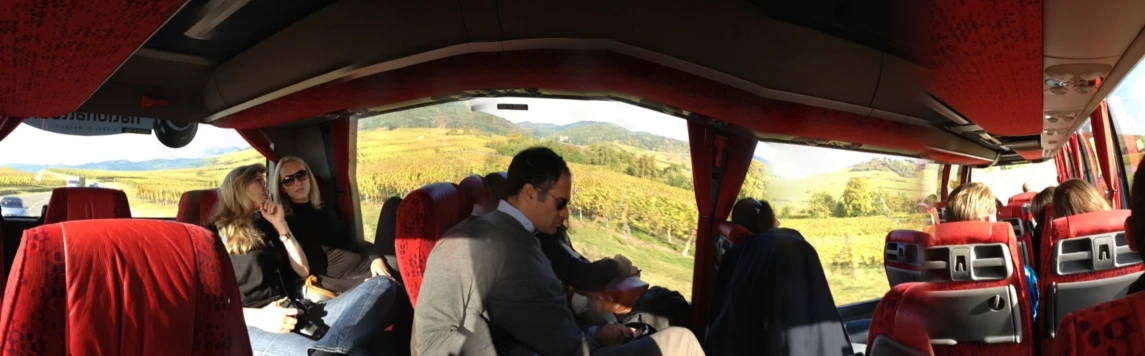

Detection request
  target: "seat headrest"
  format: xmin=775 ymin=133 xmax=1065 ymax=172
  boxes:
xmin=484 ymin=172 xmax=509 ymax=202
xmin=867 ymin=282 xmax=934 ymax=356
xmin=0 ymin=220 xmax=251 ymax=354
xmin=997 ymin=205 xmax=1026 ymax=220
xmin=43 ymin=187 xmax=131 ymax=224
xmin=925 ymin=221 xmax=1014 ymax=246
xmin=717 ymin=221 xmax=752 ymax=245
xmin=459 ymin=174 xmax=491 ymax=216
xmin=887 ymin=230 xmax=929 ymax=245
xmin=176 ymin=189 xmax=219 ymax=226
xmin=1048 ymin=210 xmax=1131 ymax=242
xmin=395 ymin=183 xmax=468 ymax=307
xmin=1008 ymin=191 xmax=1037 ymax=206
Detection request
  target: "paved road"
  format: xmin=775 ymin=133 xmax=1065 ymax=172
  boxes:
xmin=13 ymin=191 xmax=51 ymax=217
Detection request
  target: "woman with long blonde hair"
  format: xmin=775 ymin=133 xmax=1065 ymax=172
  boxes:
xmin=210 ymin=164 xmax=397 ymax=355
xmin=270 ymin=156 xmax=391 ymax=291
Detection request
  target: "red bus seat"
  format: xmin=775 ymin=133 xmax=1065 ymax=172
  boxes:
xmin=921 ymin=221 xmax=1033 ymax=355
xmin=1052 ymin=283 xmax=1145 ymax=354
xmin=1037 ymin=210 xmax=1142 ymax=351
xmin=867 ymin=282 xmax=934 ymax=356
xmin=1009 ymin=192 xmax=1037 ymax=206
xmin=459 ymin=174 xmax=492 ymax=216
xmin=42 ymin=187 xmax=131 ymax=224
xmin=175 ymin=189 xmax=218 ymax=226
xmin=484 ymin=172 xmax=509 ymax=202
xmin=0 ymin=220 xmax=250 ymax=354
xmin=927 ymin=207 xmax=940 ymax=225
xmin=884 ymin=230 xmax=929 ymax=288
xmin=998 ymin=204 xmax=1034 ymax=268
xmin=395 ymin=183 xmax=469 ymax=307
xmin=715 ymin=221 xmax=752 ymax=266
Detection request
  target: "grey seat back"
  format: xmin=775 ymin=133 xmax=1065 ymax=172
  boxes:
xmin=922 ymin=243 xmax=1022 ymax=345
xmin=1046 ymin=231 xmax=1144 ymax=337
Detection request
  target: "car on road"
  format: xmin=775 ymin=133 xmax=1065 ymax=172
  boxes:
xmin=1 ymin=196 xmax=25 ymax=217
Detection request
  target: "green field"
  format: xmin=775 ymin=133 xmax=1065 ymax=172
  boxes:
xmin=767 ymin=169 xmax=940 ymax=213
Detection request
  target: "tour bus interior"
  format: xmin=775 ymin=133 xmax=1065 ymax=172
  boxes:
xmin=4 ymin=0 xmax=1145 ymax=354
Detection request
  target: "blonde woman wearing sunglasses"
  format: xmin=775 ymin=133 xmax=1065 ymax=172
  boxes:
xmin=271 ymin=156 xmax=392 ymax=292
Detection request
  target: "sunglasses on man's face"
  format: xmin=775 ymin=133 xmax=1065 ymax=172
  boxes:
xmin=543 ymin=191 xmax=570 ymax=211
xmin=281 ymin=170 xmax=310 ymax=186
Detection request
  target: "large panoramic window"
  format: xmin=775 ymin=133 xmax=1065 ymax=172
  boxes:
xmin=1107 ymin=56 xmax=1145 ymax=191
xmin=740 ymin=142 xmax=941 ymax=305
xmin=0 ymin=118 xmax=257 ymax=218
xmin=355 ymin=98 xmax=698 ymax=299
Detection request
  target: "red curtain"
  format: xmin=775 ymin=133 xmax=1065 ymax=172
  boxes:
xmin=1089 ymin=101 xmax=1121 ymax=208
xmin=1067 ymin=136 xmax=1076 ymax=180
xmin=686 ymin=121 xmax=756 ymax=333
xmin=237 ymin=128 xmax=280 ymax=163
xmin=1054 ymin=154 xmax=1066 ymax=183
xmin=329 ymin=118 xmax=355 ymax=225
xmin=940 ymin=164 xmax=952 ymax=201
xmin=0 ymin=117 xmax=23 ymax=143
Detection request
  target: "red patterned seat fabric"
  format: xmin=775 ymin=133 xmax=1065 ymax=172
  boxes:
xmin=867 ymin=282 xmax=934 ymax=356
xmin=395 ymin=183 xmax=469 ymax=307
xmin=1009 ymin=192 xmax=1037 ymax=206
xmin=998 ymin=204 xmax=1034 ymax=267
xmin=459 ymin=174 xmax=492 ymax=216
xmin=176 ymin=189 xmax=219 ymax=227
xmin=716 ymin=221 xmax=752 ymax=245
xmin=1052 ymin=291 xmax=1145 ymax=355
xmin=42 ymin=188 xmax=132 ymax=224
xmin=0 ymin=220 xmax=251 ymax=355
xmin=884 ymin=230 xmax=930 ymax=288
xmin=1038 ymin=210 xmax=1140 ymax=353
xmin=923 ymin=221 xmax=1033 ymax=356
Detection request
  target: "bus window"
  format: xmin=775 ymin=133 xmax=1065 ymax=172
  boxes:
xmin=1107 ymin=58 xmax=1145 ymax=191
xmin=974 ymin=161 xmax=1057 ymax=202
xmin=355 ymin=98 xmax=697 ymax=299
xmin=1078 ymin=121 xmax=1107 ymax=192
xmin=743 ymin=142 xmax=939 ymax=305
xmin=0 ymin=122 xmax=256 ymax=218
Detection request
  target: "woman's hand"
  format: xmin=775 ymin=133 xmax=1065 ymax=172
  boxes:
xmin=251 ymin=298 xmax=300 ymax=334
xmin=260 ymin=201 xmax=288 ymax=234
xmin=370 ymin=258 xmax=390 ymax=278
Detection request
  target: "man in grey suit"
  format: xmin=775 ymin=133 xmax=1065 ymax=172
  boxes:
xmin=415 ymin=147 xmax=705 ymax=355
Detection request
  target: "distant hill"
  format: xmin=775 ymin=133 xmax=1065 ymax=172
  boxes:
xmin=359 ymin=101 xmax=527 ymax=136
xmin=527 ymin=121 xmax=690 ymax=154
xmin=6 ymin=158 xmax=210 ymax=173
xmin=848 ymin=157 xmax=923 ymax=178
xmin=2 ymin=147 xmax=255 ymax=173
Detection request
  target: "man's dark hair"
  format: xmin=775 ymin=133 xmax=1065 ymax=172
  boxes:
xmin=507 ymin=147 xmax=571 ymax=198
xmin=1131 ymin=163 xmax=1145 ymax=258
xmin=757 ymin=200 xmax=777 ymax=233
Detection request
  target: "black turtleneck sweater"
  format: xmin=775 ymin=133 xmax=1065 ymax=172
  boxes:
xmin=286 ymin=201 xmax=377 ymax=291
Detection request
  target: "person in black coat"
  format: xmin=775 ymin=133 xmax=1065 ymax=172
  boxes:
xmin=271 ymin=156 xmax=390 ymax=292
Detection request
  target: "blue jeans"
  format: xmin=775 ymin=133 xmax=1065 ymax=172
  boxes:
xmin=248 ymin=276 xmax=398 ymax=356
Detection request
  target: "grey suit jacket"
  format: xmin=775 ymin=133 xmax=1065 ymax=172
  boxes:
xmin=415 ymin=211 xmax=595 ymax=356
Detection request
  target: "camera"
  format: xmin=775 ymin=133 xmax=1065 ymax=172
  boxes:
xmin=278 ymin=298 xmax=329 ymax=340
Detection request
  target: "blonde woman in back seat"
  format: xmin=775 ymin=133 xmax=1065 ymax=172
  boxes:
xmin=271 ymin=156 xmax=392 ymax=293
xmin=946 ymin=182 xmax=1039 ymax=322
xmin=209 ymin=164 xmax=398 ymax=356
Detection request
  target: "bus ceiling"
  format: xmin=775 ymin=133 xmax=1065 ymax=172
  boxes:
xmin=2 ymin=2 xmax=1145 ymax=165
